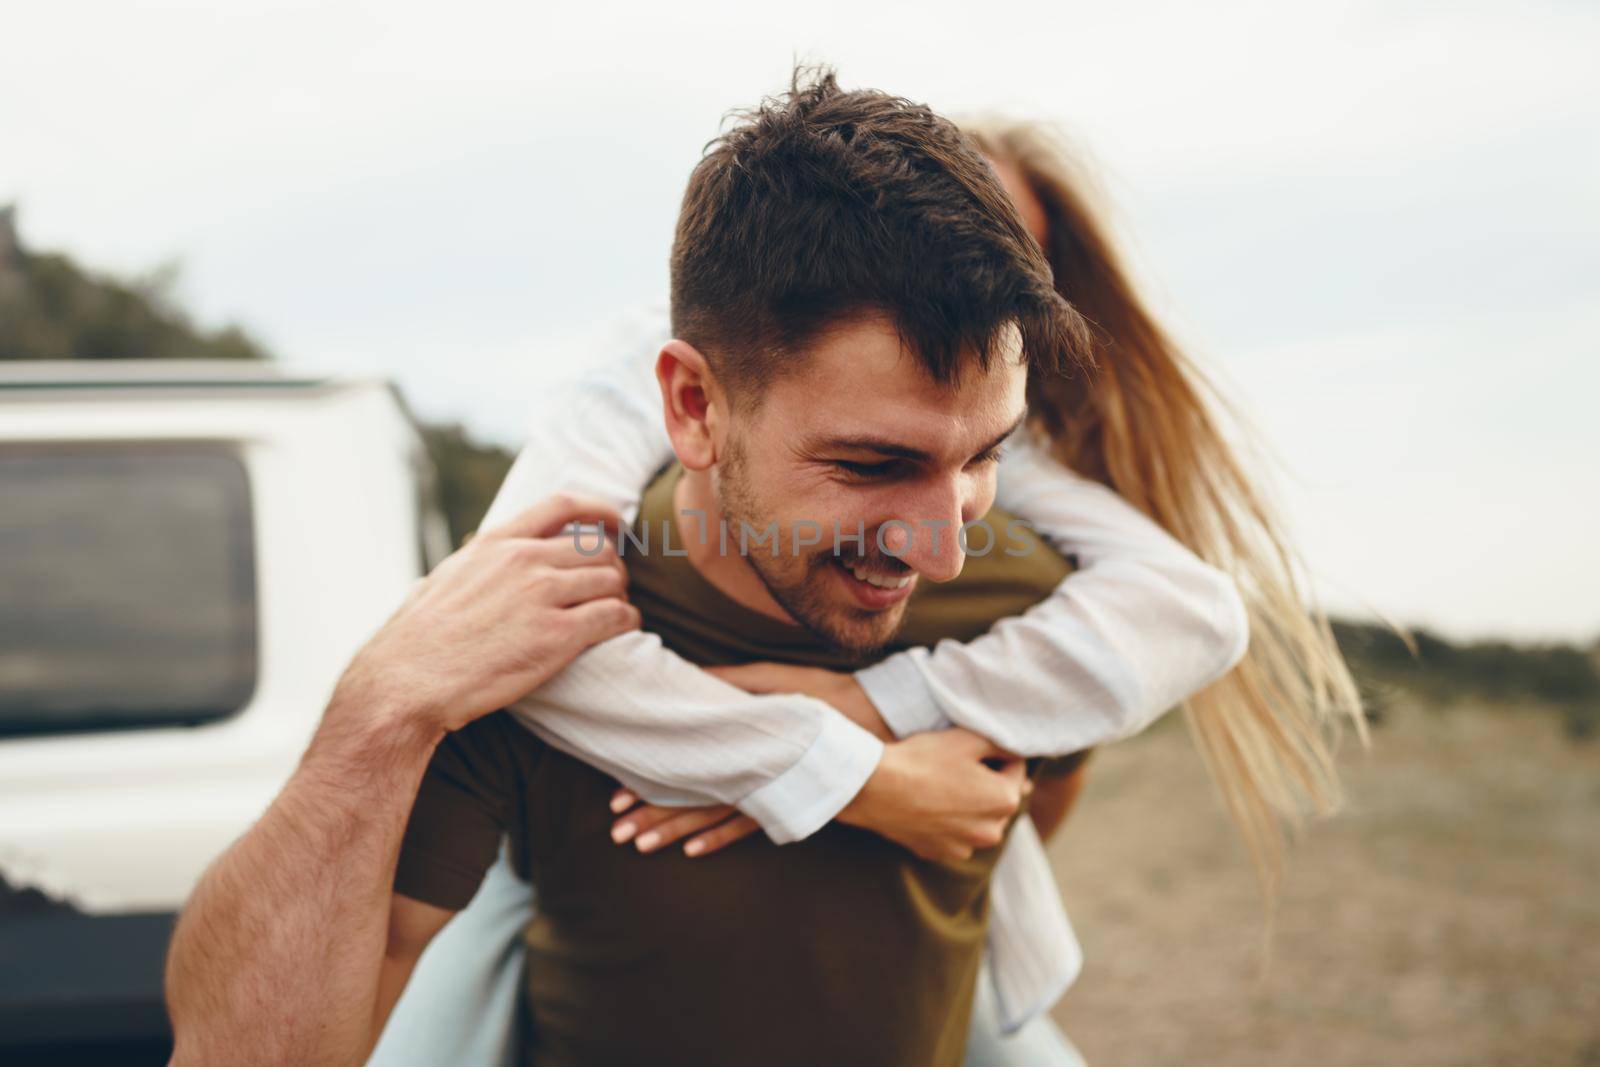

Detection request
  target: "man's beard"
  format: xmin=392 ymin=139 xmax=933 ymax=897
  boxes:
xmin=717 ymin=434 xmax=909 ymax=658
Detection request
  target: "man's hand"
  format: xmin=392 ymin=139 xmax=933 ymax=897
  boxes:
xmin=334 ymin=493 xmax=641 ymax=736
xmin=706 ymin=662 xmax=893 ymax=741
xmin=840 ymin=729 xmax=1031 ymax=862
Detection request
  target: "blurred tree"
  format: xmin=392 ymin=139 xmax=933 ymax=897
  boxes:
xmin=0 ymin=207 xmax=270 ymax=362
xmin=418 ymin=422 xmax=516 ymax=546
xmin=1333 ymin=620 xmax=1599 ymax=739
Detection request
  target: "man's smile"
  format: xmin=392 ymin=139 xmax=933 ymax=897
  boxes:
xmin=829 ymin=554 xmax=918 ymax=609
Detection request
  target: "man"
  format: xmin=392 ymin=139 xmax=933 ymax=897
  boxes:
xmin=166 ymin=68 xmax=1087 ymax=1065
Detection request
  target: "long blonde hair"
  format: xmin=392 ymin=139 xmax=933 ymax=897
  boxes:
xmin=965 ymin=119 xmax=1369 ymax=895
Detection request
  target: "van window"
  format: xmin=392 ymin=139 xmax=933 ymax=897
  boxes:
xmin=0 ymin=444 xmax=257 ymax=735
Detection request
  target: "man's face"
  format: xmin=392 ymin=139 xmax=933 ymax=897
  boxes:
xmin=713 ymin=312 xmax=1028 ymax=655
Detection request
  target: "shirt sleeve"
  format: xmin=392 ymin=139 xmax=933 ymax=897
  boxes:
xmin=395 ymin=715 xmax=522 ymax=911
xmin=855 ymin=434 xmax=1250 ymax=756
xmin=484 ymin=308 xmax=884 ymax=845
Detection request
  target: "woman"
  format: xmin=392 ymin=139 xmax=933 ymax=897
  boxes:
xmin=966 ymin=118 xmax=1366 ymax=881
xmin=371 ymin=121 xmax=1363 ymax=1067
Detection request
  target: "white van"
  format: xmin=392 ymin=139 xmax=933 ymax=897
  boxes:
xmin=0 ymin=361 xmax=450 ymax=1053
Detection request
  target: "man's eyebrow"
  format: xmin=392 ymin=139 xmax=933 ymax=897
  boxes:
xmin=812 ymin=436 xmax=935 ymax=462
xmin=809 ymin=411 xmax=1027 ymax=464
xmin=971 ymin=412 xmax=1028 ymax=459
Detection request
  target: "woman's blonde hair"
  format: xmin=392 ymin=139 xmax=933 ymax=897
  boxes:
xmin=964 ymin=118 xmax=1369 ymax=895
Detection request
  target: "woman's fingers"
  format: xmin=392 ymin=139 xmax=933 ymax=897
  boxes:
xmin=611 ymin=803 xmax=738 ymax=852
xmin=604 ymin=795 xmax=759 ymax=857
xmin=635 ymin=806 xmax=740 ymax=853
xmin=683 ymin=815 xmax=760 ymax=858
xmin=610 ymin=803 xmax=676 ymax=844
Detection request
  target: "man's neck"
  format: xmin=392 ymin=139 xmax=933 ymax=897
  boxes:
xmin=672 ymin=467 xmax=795 ymax=625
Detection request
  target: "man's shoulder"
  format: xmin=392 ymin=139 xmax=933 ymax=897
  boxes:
xmin=896 ymin=506 xmax=1069 ymax=647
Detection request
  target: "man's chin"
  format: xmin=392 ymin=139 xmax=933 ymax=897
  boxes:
xmin=747 ymin=555 xmax=910 ymax=657
xmin=804 ymin=601 xmax=910 ymax=659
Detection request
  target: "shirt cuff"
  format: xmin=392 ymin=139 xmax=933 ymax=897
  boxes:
xmin=738 ymin=710 xmax=885 ymax=845
xmin=854 ymin=650 xmax=952 ymax=739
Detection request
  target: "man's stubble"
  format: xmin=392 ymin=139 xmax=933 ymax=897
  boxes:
xmin=715 ymin=430 xmax=908 ymax=658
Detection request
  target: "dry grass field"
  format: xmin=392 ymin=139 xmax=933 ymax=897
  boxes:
xmin=1046 ymin=696 xmax=1600 ymax=1066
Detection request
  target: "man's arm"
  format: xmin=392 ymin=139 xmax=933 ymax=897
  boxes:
xmin=164 ymin=495 xmax=639 ymax=1067
xmin=165 ymin=697 xmax=444 ymax=1067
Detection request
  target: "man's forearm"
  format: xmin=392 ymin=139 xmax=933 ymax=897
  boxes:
xmin=165 ymin=689 xmax=442 ymax=1067
xmin=163 ymin=490 xmax=638 ymax=1063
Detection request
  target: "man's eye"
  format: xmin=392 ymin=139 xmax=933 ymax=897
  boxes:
xmin=968 ymin=448 xmax=1005 ymax=469
xmin=834 ymin=459 xmax=899 ymax=479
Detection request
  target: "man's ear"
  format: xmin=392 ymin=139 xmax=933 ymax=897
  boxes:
xmin=656 ymin=340 xmax=725 ymax=471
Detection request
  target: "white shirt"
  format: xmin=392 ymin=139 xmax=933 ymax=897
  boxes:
xmin=486 ymin=307 xmax=1249 ymax=1029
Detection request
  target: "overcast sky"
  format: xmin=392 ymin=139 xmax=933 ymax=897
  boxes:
xmin=4 ymin=0 xmax=1596 ymax=641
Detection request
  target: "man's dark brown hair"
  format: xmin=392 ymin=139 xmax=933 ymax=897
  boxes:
xmin=669 ymin=65 xmax=1091 ymax=399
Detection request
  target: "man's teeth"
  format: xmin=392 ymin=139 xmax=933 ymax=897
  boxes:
xmin=844 ymin=561 xmax=913 ymax=589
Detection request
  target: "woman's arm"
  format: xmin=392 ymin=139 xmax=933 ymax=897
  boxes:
xmin=853 ymin=434 xmax=1251 ymax=755
xmin=495 ymin=309 xmax=1245 ymax=843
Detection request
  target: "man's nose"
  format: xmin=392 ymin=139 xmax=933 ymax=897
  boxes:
xmin=884 ymin=479 xmax=978 ymax=583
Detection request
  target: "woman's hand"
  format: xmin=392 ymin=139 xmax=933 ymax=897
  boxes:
xmin=604 ymin=661 xmax=902 ymax=858
xmin=607 ymin=787 xmax=761 ymax=858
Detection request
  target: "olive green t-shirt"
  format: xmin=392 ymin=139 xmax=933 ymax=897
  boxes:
xmin=395 ymin=465 xmax=1077 ymax=1067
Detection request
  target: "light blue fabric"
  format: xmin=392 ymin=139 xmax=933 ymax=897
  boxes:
xmin=366 ymin=849 xmax=528 ymax=1067
xmin=963 ymin=962 xmax=1088 ymax=1067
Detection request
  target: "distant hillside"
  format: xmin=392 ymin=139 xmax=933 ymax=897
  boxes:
xmin=0 ymin=206 xmax=512 ymax=544
xmin=1333 ymin=620 xmax=1598 ymax=739
xmin=0 ymin=206 xmax=267 ymax=362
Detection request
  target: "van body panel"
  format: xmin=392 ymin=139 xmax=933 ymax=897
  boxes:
xmin=0 ymin=365 xmax=443 ymax=1043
